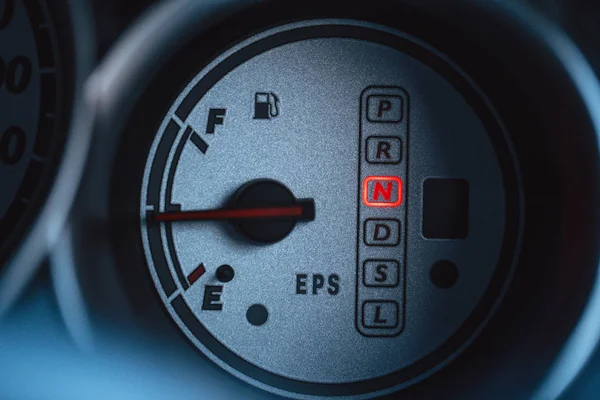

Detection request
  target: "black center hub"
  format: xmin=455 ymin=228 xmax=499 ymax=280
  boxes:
xmin=230 ymin=179 xmax=314 ymax=244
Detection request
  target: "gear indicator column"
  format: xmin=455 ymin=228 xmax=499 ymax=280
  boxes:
xmin=356 ymin=86 xmax=409 ymax=337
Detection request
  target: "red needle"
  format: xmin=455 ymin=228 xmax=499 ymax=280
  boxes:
xmin=153 ymin=200 xmax=315 ymax=222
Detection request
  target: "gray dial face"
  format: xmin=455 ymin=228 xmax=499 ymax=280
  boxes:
xmin=140 ymin=20 xmax=522 ymax=399
xmin=0 ymin=0 xmax=60 ymax=264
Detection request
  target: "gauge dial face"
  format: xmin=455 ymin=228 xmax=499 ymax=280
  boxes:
xmin=0 ymin=0 xmax=62 ymax=265
xmin=139 ymin=20 xmax=522 ymax=399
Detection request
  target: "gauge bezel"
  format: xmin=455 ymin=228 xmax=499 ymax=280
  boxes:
xmin=130 ymin=20 xmax=522 ymax=397
xmin=65 ymin=1 xmax=600 ymax=399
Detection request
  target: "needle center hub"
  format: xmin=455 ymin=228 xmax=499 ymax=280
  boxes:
xmin=230 ymin=179 xmax=310 ymax=244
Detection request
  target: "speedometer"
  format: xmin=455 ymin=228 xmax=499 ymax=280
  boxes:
xmin=0 ymin=0 xmax=63 ymax=266
xmin=0 ymin=0 xmax=93 ymax=315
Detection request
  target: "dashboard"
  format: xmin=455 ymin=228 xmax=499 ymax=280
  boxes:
xmin=0 ymin=1 xmax=600 ymax=399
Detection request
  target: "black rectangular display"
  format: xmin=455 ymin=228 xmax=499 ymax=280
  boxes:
xmin=423 ymin=178 xmax=469 ymax=239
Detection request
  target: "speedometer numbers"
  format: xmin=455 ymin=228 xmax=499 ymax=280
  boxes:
xmin=140 ymin=20 xmax=522 ymax=399
xmin=0 ymin=0 xmax=60 ymax=266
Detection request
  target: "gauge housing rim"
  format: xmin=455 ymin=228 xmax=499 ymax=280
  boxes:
xmin=136 ymin=20 xmax=523 ymax=397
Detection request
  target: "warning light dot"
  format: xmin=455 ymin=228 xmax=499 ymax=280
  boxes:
xmin=216 ymin=264 xmax=235 ymax=283
xmin=247 ymin=304 xmax=269 ymax=326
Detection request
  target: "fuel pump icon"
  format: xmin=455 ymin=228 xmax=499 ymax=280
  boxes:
xmin=254 ymin=92 xmax=280 ymax=120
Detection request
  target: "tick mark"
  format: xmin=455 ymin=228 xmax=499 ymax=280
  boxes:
xmin=189 ymin=129 xmax=209 ymax=154
xmin=187 ymin=263 xmax=206 ymax=286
